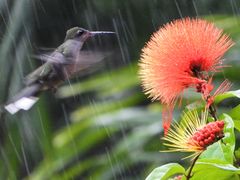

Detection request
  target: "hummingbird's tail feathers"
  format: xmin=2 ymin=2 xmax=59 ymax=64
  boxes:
xmin=5 ymin=97 xmax=39 ymax=114
xmin=4 ymin=83 xmax=42 ymax=114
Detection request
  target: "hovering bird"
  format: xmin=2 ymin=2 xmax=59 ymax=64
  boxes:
xmin=5 ymin=27 xmax=115 ymax=114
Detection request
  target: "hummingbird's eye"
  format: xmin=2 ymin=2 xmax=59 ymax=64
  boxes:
xmin=76 ymin=30 xmax=84 ymax=37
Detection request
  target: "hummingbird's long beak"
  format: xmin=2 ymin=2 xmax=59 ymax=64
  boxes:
xmin=89 ymin=31 xmax=115 ymax=36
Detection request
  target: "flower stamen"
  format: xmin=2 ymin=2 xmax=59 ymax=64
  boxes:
xmin=162 ymin=110 xmax=225 ymax=159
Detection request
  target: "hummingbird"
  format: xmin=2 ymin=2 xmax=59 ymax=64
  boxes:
xmin=4 ymin=27 xmax=115 ymax=114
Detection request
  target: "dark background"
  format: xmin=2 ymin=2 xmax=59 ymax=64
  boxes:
xmin=0 ymin=0 xmax=239 ymax=179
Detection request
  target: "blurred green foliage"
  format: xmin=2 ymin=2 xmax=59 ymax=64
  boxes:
xmin=0 ymin=0 xmax=240 ymax=179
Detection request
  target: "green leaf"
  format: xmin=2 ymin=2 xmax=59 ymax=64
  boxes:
xmin=205 ymin=15 xmax=240 ymax=39
xmin=235 ymin=148 xmax=240 ymax=160
xmin=57 ymin=63 xmax=139 ymax=98
xmin=200 ymin=114 xmax=235 ymax=164
xmin=214 ymin=90 xmax=240 ymax=104
xmin=145 ymin=163 xmax=185 ymax=180
xmin=28 ymin=127 xmax=117 ymax=180
xmin=191 ymin=159 xmax=240 ymax=180
xmin=228 ymin=104 xmax=240 ymax=131
xmin=70 ymin=92 xmax=144 ymax=122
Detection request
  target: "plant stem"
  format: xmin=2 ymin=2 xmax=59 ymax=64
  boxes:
xmin=186 ymin=154 xmax=201 ymax=180
xmin=208 ymin=103 xmax=217 ymax=121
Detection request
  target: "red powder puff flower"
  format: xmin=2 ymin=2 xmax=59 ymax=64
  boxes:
xmin=139 ymin=18 xmax=234 ymax=133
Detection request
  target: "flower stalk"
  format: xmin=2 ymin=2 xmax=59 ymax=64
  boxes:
xmin=186 ymin=153 xmax=201 ymax=180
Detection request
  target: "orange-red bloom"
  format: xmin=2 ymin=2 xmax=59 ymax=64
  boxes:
xmin=139 ymin=18 xmax=233 ymax=104
xmin=139 ymin=18 xmax=234 ymax=133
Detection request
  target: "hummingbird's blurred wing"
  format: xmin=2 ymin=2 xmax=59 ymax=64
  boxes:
xmin=32 ymin=52 xmax=70 ymax=64
xmin=25 ymin=51 xmax=66 ymax=85
xmin=35 ymin=47 xmax=56 ymax=51
xmin=33 ymin=50 xmax=111 ymax=72
xmin=71 ymin=51 xmax=111 ymax=75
